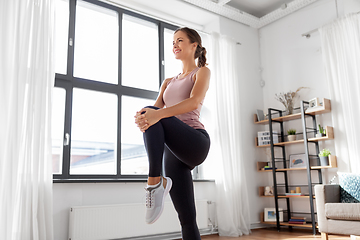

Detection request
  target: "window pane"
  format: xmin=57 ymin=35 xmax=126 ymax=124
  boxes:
xmin=73 ymin=1 xmax=118 ymax=84
xmin=164 ymin=28 xmax=182 ymax=79
xmin=122 ymin=14 xmax=159 ymax=91
xmin=52 ymin=87 xmax=66 ymax=174
xmin=54 ymin=0 xmax=69 ymax=74
xmin=121 ymin=96 xmax=153 ymax=175
xmin=70 ymin=88 xmax=117 ymax=175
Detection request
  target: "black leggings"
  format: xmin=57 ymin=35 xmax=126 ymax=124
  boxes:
xmin=142 ymin=106 xmax=210 ymax=240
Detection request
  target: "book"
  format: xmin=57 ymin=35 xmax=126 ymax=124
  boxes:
xmin=289 ymin=219 xmax=306 ymax=222
xmin=289 ymin=220 xmax=307 ymax=225
xmin=290 ymin=217 xmax=306 ymax=220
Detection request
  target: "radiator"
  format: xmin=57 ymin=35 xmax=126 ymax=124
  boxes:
xmin=69 ymin=199 xmax=209 ymax=240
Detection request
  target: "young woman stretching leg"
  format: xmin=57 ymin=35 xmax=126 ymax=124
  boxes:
xmin=134 ymin=27 xmax=211 ymax=240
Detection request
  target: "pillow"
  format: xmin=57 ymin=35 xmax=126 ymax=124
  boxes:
xmin=338 ymin=172 xmax=360 ymax=203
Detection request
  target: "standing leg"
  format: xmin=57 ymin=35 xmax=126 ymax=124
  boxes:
xmin=164 ymin=147 xmax=201 ymax=240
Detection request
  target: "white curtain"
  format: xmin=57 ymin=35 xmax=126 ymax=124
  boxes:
xmin=210 ymin=32 xmax=251 ymax=236
xmin=0 ymin=0 xmax=55 ymax=239
xmin=319 ymin=13 xmax=360 ymax=173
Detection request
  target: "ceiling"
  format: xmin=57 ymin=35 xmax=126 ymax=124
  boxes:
xmin=227 ymin=0 xmax=296 ymax=18
xmin=110 ymin=0 xmax=320 ymax=29
xmin=179 ymin=0 xmax=320 ymax=28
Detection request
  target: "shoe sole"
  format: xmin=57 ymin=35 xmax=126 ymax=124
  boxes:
xmin=147 ymin=177 xmax=172 ymax=224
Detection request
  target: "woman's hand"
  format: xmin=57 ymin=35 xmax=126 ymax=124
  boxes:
xmin=134 ymin=108 xmax=162 ymax=132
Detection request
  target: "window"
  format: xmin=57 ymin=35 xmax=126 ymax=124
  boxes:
xmin=122 ymin=14 xmax=159 ymax=91
xmin=70 ymin=88 xmax=118 ymax=175
xmin=52 ymin=0 xmax=180 ymax=181
xmin=73 ymin=0 xmax=119 ymax=84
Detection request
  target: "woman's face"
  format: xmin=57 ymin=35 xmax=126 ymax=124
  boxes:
xmin=173 ymin=30 xmax=197 ymax=60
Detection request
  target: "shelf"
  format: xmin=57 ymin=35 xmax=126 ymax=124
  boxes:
xmin=256 ymin=126 xmax=334 ymax=148
xmin=259 ymin=187 xmax=315 ymax=198
xmin=254 ymin=98 xmax=331 ymax=124
xmin=260 ymin=212 xmax=317 ymax=229
xmin=256 ymin=156 xmax=337 ymax=172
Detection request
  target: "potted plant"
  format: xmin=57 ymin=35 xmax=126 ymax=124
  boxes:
xmin=316 ymin=124 xmax=326 ymax=138
xmin=287 ymin=129 xmax=297 ymax=141
xmin=319 ymin=148 xmax=331 ymax=166
xmin=275 ymin=87 xmax=307 ymax=115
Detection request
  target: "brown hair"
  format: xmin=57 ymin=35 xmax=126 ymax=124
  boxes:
xmin=174 ymin=27 xmax=207 ymax=68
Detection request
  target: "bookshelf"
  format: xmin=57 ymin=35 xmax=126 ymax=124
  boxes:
xmin=255 ymin=99 xmax=336 ymax=234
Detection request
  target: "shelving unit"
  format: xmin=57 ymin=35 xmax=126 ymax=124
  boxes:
xmin=254 ymin=99 xmax=336 ymax=234
xmin=260 ymin=212 xmax=316 ymax=228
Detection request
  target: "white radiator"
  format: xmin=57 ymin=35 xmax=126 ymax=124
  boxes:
xmin=69 ymin=199 xmax=209 ymax=240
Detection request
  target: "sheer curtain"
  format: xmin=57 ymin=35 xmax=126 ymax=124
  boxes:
xmin=209 ymin=32 xmax=251 ymax=236
xmin=319 ymin=13 xmax=360 ymax=173
xmin=0 ymin=0 xmax=55 ymax=239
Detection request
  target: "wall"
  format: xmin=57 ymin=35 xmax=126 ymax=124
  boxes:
xmin=257 ymin=0 xmax=360 ymax=222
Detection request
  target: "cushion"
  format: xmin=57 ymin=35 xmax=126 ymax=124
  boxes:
xmin=338 ymin=172 xmax=360 ymax=203
xmin=325 ymin=203 xmax=360 ymax=220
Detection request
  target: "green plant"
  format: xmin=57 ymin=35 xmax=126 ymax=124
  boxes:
xmin=319 ymin=149 xmax=331 ymax=157
xmin=318 ymin=124 xmax=326 ymax=135
xmin=287 ymin=129 xmax=296 ymax=135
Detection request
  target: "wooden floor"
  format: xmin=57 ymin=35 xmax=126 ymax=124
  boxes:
xmin=198 ymin=228 xmax=351 ymax=240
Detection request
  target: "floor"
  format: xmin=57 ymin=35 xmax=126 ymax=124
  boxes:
xmin=198 ymin=228 xmax=351 ymax=240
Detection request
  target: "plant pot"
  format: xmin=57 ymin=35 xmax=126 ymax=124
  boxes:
xmin=320 ymin=156 xmax=329 ymax=166
xmin=287 ymin=135 xmax=296 ymax=142
xmin=316 ymin=133 xmax=325 ymax=138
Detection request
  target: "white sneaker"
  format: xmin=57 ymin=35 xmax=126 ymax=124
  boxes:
xmin=145 ymin=176 xmax=172 ymax=224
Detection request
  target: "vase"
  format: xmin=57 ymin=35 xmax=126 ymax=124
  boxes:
xmin=320 ymin=156 xmax=329 ymax=166
xmin=285 ymin=103 xmax=294 ymax=115
xmin=287 ymin=135 xmax=296 ymax=142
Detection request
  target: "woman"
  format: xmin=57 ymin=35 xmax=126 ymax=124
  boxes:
xmin=134 ymin=27 xmax=210 ymax=240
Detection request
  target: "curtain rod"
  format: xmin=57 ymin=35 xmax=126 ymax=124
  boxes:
xmin=301 ymin=11 xmax=360 ymax=38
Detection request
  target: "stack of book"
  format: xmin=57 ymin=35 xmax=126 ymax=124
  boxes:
xmin=289 ymin=217 xmax=306 ymax=224
xmin=262 ymin=166 xmax=277 ymax=170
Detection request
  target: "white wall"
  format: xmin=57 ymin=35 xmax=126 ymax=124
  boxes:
xmin=257 ymin=0 xmax=360 ymax=222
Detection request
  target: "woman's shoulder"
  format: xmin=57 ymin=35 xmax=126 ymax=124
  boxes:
xmin=195 ymin=66 xmax=210 ymax=78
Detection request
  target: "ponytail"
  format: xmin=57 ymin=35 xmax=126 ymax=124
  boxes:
xmin=196 ymin=46 xmax=207 ymax=68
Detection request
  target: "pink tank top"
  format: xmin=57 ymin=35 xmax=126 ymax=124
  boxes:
xmin=163 ymin=67 xmax=205 ymax=129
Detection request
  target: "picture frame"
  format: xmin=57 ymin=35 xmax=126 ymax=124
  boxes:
xmin=264 ymin=208 xmax=283 ymax=222
xmin=308 ymin=97 xmax=320 ymax=108
xmin=289 ymin=153 xmax=307 ymax=168
xmin=256 ymin=109 xmax=264 ymax=121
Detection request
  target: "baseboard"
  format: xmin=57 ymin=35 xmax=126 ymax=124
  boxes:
xmin=251 ymin=222 xmax=269 ymax=229
xmin=118 ymin=228 xmax=216 ymax=240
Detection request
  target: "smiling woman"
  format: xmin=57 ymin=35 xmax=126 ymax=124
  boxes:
xmin=134 ymin=27 xmax=210 ymax=240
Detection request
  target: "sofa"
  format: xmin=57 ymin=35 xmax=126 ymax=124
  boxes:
xmin=315 ymin=173 xmax=360 ymax=240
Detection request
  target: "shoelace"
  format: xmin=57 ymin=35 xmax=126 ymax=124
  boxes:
xmin=145 ymin=188 xmax=154 ymax=208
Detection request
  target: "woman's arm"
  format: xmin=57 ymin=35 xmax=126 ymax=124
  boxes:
xmin=134 ymin=77 xmax=171 ymax=130
xmin=153 ymin=77 xmax=172 ymax=108
xmin=137 ymin=67 xmax=210 ymax=132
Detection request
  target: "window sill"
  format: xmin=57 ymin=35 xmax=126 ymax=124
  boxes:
xmin=53 ymin=178 xmax=215 ymax=183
